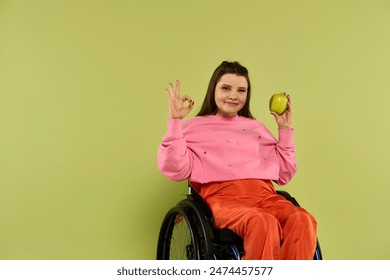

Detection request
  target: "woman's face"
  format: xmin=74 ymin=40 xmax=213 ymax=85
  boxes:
xmin=214 ymin=74 xmax=248 ymax=117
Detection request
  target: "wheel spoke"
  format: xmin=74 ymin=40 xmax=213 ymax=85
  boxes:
xmin=169 ymin=214 xmax=194 ymax=259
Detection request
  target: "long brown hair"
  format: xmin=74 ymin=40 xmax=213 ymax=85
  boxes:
xmin=197 ymin=61 xmax=254 ymax=119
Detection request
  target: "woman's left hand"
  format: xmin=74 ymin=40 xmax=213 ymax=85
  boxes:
xmin=271 ymin=93 xmax=292 ymax=129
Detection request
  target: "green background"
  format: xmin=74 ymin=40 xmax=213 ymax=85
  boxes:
xmin=1 ymin=0 xmax=389 ymax=259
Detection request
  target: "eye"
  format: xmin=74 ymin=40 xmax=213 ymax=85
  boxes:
xmin=221 ymin=86 xmax=230 ymax=91
xmin=238 ymin=88 xmax=247 ymax=93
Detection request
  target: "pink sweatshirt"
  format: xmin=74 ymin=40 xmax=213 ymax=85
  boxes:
xmin=158 ymin=115 xmax=297 ymax=187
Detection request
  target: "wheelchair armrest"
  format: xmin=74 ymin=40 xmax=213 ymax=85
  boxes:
xmin=276 ymin=190 xmax=301 ymax=207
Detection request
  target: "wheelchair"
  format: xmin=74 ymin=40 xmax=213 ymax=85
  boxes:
xmin=156 ymin=182 xmax=323 ymax=260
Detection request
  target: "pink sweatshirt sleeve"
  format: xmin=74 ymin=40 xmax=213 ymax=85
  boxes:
xmin=157 ymin=119 xmax=193 ymax=181
xmin=274 ymin=128 xmax=298 ymax=185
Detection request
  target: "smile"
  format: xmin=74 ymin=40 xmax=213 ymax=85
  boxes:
xmin=225 ymin=102 xmax=239 ymax=106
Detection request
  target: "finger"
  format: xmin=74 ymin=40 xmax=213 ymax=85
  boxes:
xmin=167 ymin=82 xmax=174 ymax=94
xmin=185 ymin=99 xmax=195 ymax=114
xmin=187 ymin=98 xmax=195 ymax=110
xmin=286 ymin=94 xmax=292 ymax=111
xmin=175 ymin=80 xmax=181 ymax=99
xmin=165 ymin=88 xmax=173 ymax=101
xmin=164 ymin=88 xmax=170 ymax=97
xmin=165 ymin=82 xmax=176 ymax=99
xmin=181 ymin=95 xmax=194 ymax=106
xmin=168 ymin=82 xmax=174 ymax=94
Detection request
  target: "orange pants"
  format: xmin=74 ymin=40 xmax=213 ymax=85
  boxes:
xmin=199 ymin=179 xmax=317 ymax=260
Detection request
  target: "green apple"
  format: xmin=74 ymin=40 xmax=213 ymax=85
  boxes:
xmin=269 ymin=93 xmax=288 ymax=115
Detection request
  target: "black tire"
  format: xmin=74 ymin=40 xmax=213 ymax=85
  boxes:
xmin=156 ymin=206 xmax=201 ymax=260
xmin=178 ymin=199 xmax=213 ymax=260
xmin=313 ymin=240 xmax=323 ymax=260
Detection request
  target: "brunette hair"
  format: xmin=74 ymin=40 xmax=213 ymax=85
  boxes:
xmin=197 ymin=61 xmax=254 ymax=119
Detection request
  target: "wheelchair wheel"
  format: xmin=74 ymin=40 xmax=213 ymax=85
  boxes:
xmin=156 ymin=206 xmax=201 ymax=260
xmin=313 ymin=239 xmax=323 ymax=260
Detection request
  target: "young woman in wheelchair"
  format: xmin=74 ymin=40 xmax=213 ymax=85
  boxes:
xmin=157 ymin=61 xmax=317 ymax=260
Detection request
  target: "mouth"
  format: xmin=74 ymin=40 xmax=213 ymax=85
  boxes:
xmin=224 ymin=101 xmax=239 ymax=106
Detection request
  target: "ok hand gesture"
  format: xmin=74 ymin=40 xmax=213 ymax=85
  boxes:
xmin=165 ymin=80 xmax=194 ymax=119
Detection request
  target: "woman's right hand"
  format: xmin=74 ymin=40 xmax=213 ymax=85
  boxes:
xmin=165 ymin=80 xmax=194 ymax=119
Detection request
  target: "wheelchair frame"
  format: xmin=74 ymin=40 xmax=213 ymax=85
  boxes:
xmin=156 ymin=184 xmax=322 ymax=260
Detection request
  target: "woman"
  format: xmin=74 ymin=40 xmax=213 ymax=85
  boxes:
xmin=158 ymin=61 xmax=317 ymax=260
